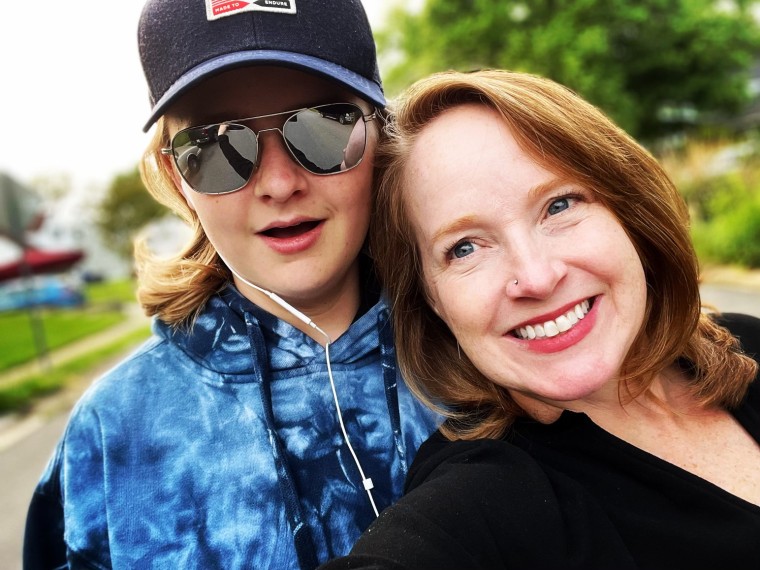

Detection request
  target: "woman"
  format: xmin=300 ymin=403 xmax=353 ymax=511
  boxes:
xmin=23 ymin=1 xmax=438 ymax=568
xmin=320 ymin=70 xmax=760 ymax=569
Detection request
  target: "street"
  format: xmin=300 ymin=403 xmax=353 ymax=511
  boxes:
xmin=0 ymin=283 xmax=758 ymax=569
xmin=0 ymin=413 xmax=68 ymax=569
xmin=700 ymin=283 xmax=760 ymax=318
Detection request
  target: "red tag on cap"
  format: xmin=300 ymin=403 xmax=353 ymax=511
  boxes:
xmin=206 ymin=0 xmax=297 ymax=20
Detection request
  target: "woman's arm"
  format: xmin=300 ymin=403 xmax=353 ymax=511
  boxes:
xmin=320 ymin=437 xmax=636 ymax=570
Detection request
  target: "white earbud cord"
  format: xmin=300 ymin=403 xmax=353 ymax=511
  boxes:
xmin=219 ymin=253 xmax=379 ymax=517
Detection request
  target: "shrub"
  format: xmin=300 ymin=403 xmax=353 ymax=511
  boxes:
xmin=692 ymin=195 xmax=760 ymax=267
xmin=660 ymin=138 xmax=760 ymax=268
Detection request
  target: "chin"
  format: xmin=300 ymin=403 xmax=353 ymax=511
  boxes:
xmin=523 ymin=371 xmax=614 ymax=404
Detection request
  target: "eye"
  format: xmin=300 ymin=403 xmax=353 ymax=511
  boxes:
xmin=547 ymin=197 xmax=571 ymax=216
xmin=448 ymin=240 xmax=478 ymax=259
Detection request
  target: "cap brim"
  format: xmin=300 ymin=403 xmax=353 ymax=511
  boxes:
xmin=142 ymin=50 xmax=386 ymax=132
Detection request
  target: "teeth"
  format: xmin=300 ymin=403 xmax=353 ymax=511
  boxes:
xmin=519 ymin=326 xmax=538 ymax=339
xmin=513 ymin=299 xmax=591 ymax=340
xmin=544 ymin=321 xmax=560 ymax=337
xmin=555 ymin=315 xmax=571 ymax=332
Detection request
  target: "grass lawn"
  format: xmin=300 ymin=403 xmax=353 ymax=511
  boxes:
xmin=0 ymin=279 xmax=137 ymax=372
xmin=85 ymin=278 xmax=139 ymax=304
xmin=0 ymin=278 xmax=149 ymax=414
xmin=0 ymin=325 xmax=151 ymax=414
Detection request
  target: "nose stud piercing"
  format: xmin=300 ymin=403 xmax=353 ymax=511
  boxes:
xmin=513 ymin=279 xmax=519 ymax=285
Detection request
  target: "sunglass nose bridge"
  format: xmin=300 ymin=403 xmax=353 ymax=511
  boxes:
xmin=250 ymin=127 xmax=301 ymax=170
xmin=254 ymin=126 xmax=285 ymax=137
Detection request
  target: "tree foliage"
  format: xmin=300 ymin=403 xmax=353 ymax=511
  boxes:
xmin=377 ymin=0 xmax=760 ymax=140
xmin=97 ymin=168 xmax=167 ymax=259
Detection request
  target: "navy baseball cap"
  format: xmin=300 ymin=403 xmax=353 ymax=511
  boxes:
xmin=138 ymin=0 xmax=385 ymax=132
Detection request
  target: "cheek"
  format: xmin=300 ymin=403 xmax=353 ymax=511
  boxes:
xmin=613 ymin=229 xmax=646 ymax=291
xmin=179 ymin=180 xmax=197 ymax=211
xmin=355 ymin=183 xmax=373 ymax=221
xmin=188 ymin=192 xmax=249 ymax=239
xmin=587 ymin=214 xmax=642 ymax=278
xmin=429 ymin=275 xmax=493 ymax=338
xmin=597 ymin=221 xmax=648 ymax=326
xmin=626 ymin=253 xmax=649 ymax=323
xmin=337 ymin=172 xmax=373 ymax=228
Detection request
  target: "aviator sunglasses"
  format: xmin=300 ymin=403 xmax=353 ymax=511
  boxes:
xmin=162 ymin=103 xmax=376 ymax=195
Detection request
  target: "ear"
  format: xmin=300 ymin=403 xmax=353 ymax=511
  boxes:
xmin=161 ymin=151 xmax=196 ymax=210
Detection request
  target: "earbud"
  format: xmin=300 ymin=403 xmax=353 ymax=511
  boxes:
xmin=215 ymin=250 xmax=379 ymax=517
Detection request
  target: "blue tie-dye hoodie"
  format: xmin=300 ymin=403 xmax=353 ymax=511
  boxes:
xmin=24 ymin=285 xmax=439 ymax=569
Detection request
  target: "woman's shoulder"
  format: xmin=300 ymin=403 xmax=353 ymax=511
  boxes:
xmin=404 ymin=431 xmax=583 ymax=516
xmin=344 ymin=430 xmax=636 ymax=569
xmin=406 ymin=430 xmax=543 ymax=491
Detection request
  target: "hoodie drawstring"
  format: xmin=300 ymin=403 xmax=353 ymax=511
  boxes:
xmin=378 ymin=308 xmax=408 ymax=476
xmin=246 ymin=312 xmax=319 ymax=570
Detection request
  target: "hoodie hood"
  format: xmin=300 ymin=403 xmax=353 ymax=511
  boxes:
xmin=155 ymin=285 xmax=386 ymax=377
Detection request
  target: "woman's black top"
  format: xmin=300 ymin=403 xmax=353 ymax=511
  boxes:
xmin=319 ymin=313 xmax=760 ymax=570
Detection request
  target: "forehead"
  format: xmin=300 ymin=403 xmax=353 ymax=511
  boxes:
xmin=166 ymin=66 xmax=367 ymax=129
xmin=406 ymin=103 xmax=530 ymax=196
xmin=403 ymin=104 xmax=556 ymax=231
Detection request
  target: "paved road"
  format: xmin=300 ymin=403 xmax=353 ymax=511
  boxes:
xmin=0 ymin=284 xmax=757 ymax=568
xmin=0 ymin=414 xmax=67 ymax=570
xmin=700 ymin=283 xmax=760 ymax=318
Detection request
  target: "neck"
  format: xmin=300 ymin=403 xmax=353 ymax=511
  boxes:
xmin=513 ymin=364 xmax=701 ymax=426
xmin=234 ymin=267 xmax=362 ymax=346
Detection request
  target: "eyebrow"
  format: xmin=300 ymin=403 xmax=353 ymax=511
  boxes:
xmin=526 ymin=177 xmax=574 ymax=200
xmin=428 ymin=177 xmax=573 ymax=244
xmin=430 ymin=215 xmax=479 ymax=244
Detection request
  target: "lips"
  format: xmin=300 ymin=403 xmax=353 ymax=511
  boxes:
xmin=257 ymin=218 xmax=325 ymax=255
xmin=260 ymin=220 xmax=321 ymax=238
xmin=512 ymin=297 xmax=595 ymax=340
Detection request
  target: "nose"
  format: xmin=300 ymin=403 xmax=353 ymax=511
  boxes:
xmin=250 ymin=129 xmax=307 ymax=203
xmin=505 ymin=234 xmax=567 ymax=300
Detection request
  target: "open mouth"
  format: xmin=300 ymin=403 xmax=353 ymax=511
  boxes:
xmin=260 ymin=220 xmax=321 ymax=239
xmin=512 ymin=297 xmax=595 ymax=340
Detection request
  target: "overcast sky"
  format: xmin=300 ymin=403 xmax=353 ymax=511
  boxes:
xmin=0 ymin=1 xmax=394 ymax=192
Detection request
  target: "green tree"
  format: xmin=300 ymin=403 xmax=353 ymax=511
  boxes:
xmin=97 ymin=168 xmax=167 ymax=259
xmin=378 ymin=0 xmax=760 ymax=140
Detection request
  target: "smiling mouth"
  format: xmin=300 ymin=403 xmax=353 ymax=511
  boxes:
xmin=511 ymin=297 xmax=595 ymax=340
xmin=260 ymin=221 xmax=321 ymax=239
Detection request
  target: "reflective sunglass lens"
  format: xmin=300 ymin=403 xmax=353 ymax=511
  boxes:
xmin=283 ymin=104 xmax=366 ymax=174
xmin=173 ymin=124 xmax=259 ymax=195
xmin=216 ymin=125 xmax=257 ymax=190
